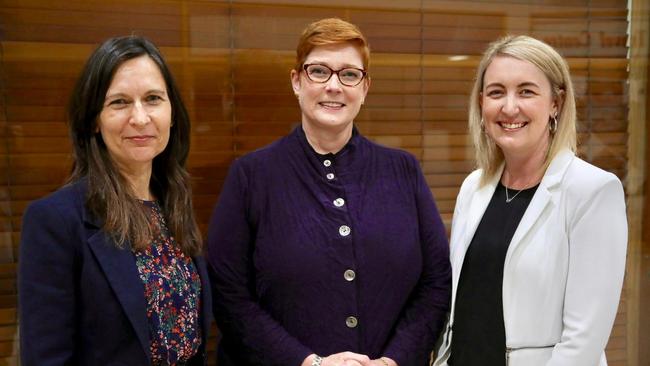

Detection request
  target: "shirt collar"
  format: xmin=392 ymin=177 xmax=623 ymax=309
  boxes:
xmin=294 ymin=124 xmax=360 ymax=160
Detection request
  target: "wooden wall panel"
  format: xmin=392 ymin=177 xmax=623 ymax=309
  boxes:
xmin=0 ymin=0 xmax=636 ymax=364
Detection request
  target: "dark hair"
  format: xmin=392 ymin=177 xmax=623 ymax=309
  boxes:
xmin=68 ymin=35 xmax=201 ymax=255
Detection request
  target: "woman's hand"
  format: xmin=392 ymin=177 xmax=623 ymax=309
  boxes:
xmin=302 ymin=353 xmax=398 ymax=366
xmin=323 ymin=352 xmax=370 ymax=366
xmin=370 ymin=357 xmax=398 ymax=366
xmin=302 ymin=352 xmax=370 ymax=366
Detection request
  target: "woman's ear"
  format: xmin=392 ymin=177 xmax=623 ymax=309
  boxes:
xmin=553 ymin=88 xmax=565 ymax=116
xmin=361 ymin=77 xmax=371 ymax=103
xmin=290 ymin=69 xmax=301 ymax=96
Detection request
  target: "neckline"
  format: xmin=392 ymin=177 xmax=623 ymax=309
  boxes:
xmin=296 ymin=124 xmax=360 ymax=158
xmin=499 ymin=181 xmax=540 ymax=192
xmin=137 ymin=199 xmax=159 ymax=207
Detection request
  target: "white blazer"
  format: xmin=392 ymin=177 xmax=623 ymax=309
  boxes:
xmin=434 ymin=149 xmax=627 ymax=366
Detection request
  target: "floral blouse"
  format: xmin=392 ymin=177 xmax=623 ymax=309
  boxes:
xmin=134 ymin=201 xmax=202 ymax=365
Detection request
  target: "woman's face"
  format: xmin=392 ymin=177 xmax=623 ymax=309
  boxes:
xmin=291 ymin=43 xmax=369 ymax=133
xmin=98 ymin=55 xmax=172 ymax=175
xmin=481 ymin=55 xmax=558 ymax=160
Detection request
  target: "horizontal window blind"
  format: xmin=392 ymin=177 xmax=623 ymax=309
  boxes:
xmin=0 ymin=0 xmax=629 ymax=364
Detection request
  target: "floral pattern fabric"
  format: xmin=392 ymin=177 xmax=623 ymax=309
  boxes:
xmin=134 ymin=201 xmax=202 ymax=365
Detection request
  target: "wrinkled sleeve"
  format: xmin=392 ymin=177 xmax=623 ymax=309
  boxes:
xmin=548 ymin=175 xmax=627 ymax=365
xmin=207 ymin=160 xmax=312 ymax=366
xmin=383 ymin=158 xmax=452 ymax=365
xmin=18 ymin=201 xmax=78 ymax=365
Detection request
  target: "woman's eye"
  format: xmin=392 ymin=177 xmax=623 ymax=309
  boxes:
xmin=146 ymin=95 xmax=163 ymax=104
xmin=341 ymin=70 xmax=359 ymax=78
xmin=108 ymin=99 xmax=129 ymax=108
xmin=310 ymin=67 xmax=328 ymax=75
xmin=486 ymin=90 xmax=503 ymax=97
xmin=520 ymin=89 xmax=536 ymax=96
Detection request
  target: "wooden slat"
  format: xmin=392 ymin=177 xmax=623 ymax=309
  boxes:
xmin=0 ymin=0 xmax=632 ymax=364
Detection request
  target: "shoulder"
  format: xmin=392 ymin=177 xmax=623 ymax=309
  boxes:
xmin=461 ymin=169 xmax=483 ymax=188
xmin=20 ymin=180 xmax=88 ymax=258
xmin=450 ymin=169 xmax=484 ymax=212
xmin=458 ymin=169 xmax=483 ymax=197
xmin=230 ymin=134 xmax=293 ymax=172
xmin=561 ymin=155 xmax=623 ymax=198
xmin=552 ymin=154 xmax=626 ymax=225
xmin=23 ymin=180 xmax=86 ymax=224
xmin=362 ymin=136 xmax=421 ymax=170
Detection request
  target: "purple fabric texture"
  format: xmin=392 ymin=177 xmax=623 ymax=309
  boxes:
xmin=207 ymin=126 xmax=451 ymax=366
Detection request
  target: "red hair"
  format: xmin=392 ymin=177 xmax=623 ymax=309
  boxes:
xmin=294 ymin=18 xmax=370 ymax=72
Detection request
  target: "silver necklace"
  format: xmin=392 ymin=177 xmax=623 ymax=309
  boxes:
xmin=505 ymin=185 xmax=525 ymax=203
xmin=503 ymin=174 xmax=538 ymax=203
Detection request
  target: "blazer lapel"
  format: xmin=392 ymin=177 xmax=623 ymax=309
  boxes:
xmin=450 ymin=171 xmax=500 ymax=318
xmin=504 ymin=183 xmax=552 ymax=264
xmin=505 ymin=150 xmax=575 ymax=265
xmin=457 ymin=172 xmax=501 ymax=260
xmin=194 ymin=256 xmax=212 ymax=352
xmin=84 ymin=213 xmax=151 ymax=360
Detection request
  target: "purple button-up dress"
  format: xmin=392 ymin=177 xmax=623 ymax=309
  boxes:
xmin=207 ymin=126 xmax=451 ymax=366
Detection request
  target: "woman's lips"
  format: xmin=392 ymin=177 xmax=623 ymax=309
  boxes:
xmin=125 ymin=135 xmax=154 ymax=144
xmin=319 ymin=101 xmax=345 ymax=109
xmin=499 ymin=121 xmax=527 ymax=130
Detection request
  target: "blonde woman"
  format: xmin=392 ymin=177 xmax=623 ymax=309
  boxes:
xmin=434 ymin=35 xmax=627 ymax=366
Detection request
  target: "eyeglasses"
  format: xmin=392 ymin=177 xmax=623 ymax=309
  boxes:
xmin=302 ymin=63 xmax=367 ymax=87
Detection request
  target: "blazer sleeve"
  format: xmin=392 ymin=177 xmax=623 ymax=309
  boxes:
xmin=383 ymin=158 xmax=452 ymax=365
xmin=18 ymin=199 xmax=78 ymax=365
xmin=548 ymin=175 xmax=627 ymax=365
xmin=206 ymin=160 xmax=312 ymax=366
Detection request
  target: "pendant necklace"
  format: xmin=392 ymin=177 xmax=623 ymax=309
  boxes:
xmin=505 ymin=186 xmax=524 ymax=203
xmin=504 ymin=173 xmax=537 ymax=203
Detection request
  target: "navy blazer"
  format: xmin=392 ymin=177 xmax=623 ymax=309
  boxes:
xmin=18 ymin=180 xmax=212 ymax=366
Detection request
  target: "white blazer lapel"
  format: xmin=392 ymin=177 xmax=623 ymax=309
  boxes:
xmin=454 ymin=171 xmax=501 ymax=269
xmin=505 ymin=150 xmax=575 ymax=264
xmin=448 ymin=170 xmax=502 ymax=331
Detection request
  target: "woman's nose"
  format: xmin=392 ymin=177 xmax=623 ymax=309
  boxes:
xmin=325 ymin=73 xmax=344 ymax=92
xmin=129 ymin=102 xmax=150 ymax=126
xmin=501 ymin=94 xmax=519 ymax=116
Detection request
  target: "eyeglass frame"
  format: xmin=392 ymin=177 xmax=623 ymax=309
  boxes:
xmin=301 ymin=63 xmax=368 ymax=87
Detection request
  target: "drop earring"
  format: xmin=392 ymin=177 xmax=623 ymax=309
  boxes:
xmin=549 ymin=114 xmax=558 ymax=134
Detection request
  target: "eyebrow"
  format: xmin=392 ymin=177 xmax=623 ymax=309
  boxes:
xmin=105 ymin=89 xmax=167 ymax=99
xmin=484 ymin=81 xmax=540 ymax=89
xmin=307 ymin=61 xmax=364 ymax=69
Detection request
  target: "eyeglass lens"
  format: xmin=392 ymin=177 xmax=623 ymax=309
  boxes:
xmin=305 ymin=64 xmax=364 ymax=86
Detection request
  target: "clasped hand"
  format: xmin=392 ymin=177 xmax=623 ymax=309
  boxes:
xmin=304 ymin=352 xmax=397 ymax=366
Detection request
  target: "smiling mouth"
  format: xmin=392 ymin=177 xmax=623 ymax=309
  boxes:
xmin=319 ymin=102 xmax=346 ymax=109
xmin=499 ymin=122 xmax=527 ymax=130
xmin=126 ymin=135 xmax=154 ymax=143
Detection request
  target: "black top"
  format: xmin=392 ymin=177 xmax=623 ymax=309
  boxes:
xmin=449 ymin=181 xmax=538 ymax=366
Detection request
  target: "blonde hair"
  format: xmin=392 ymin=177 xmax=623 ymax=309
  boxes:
xmin=294 ymin=18 xmax=370 ymax=72
xmin=468 ymin=35 xmax=577 ymax=185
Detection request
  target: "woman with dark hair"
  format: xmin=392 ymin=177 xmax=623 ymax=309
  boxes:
xmin=18 ymin=35 xmax=211 ymax=365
